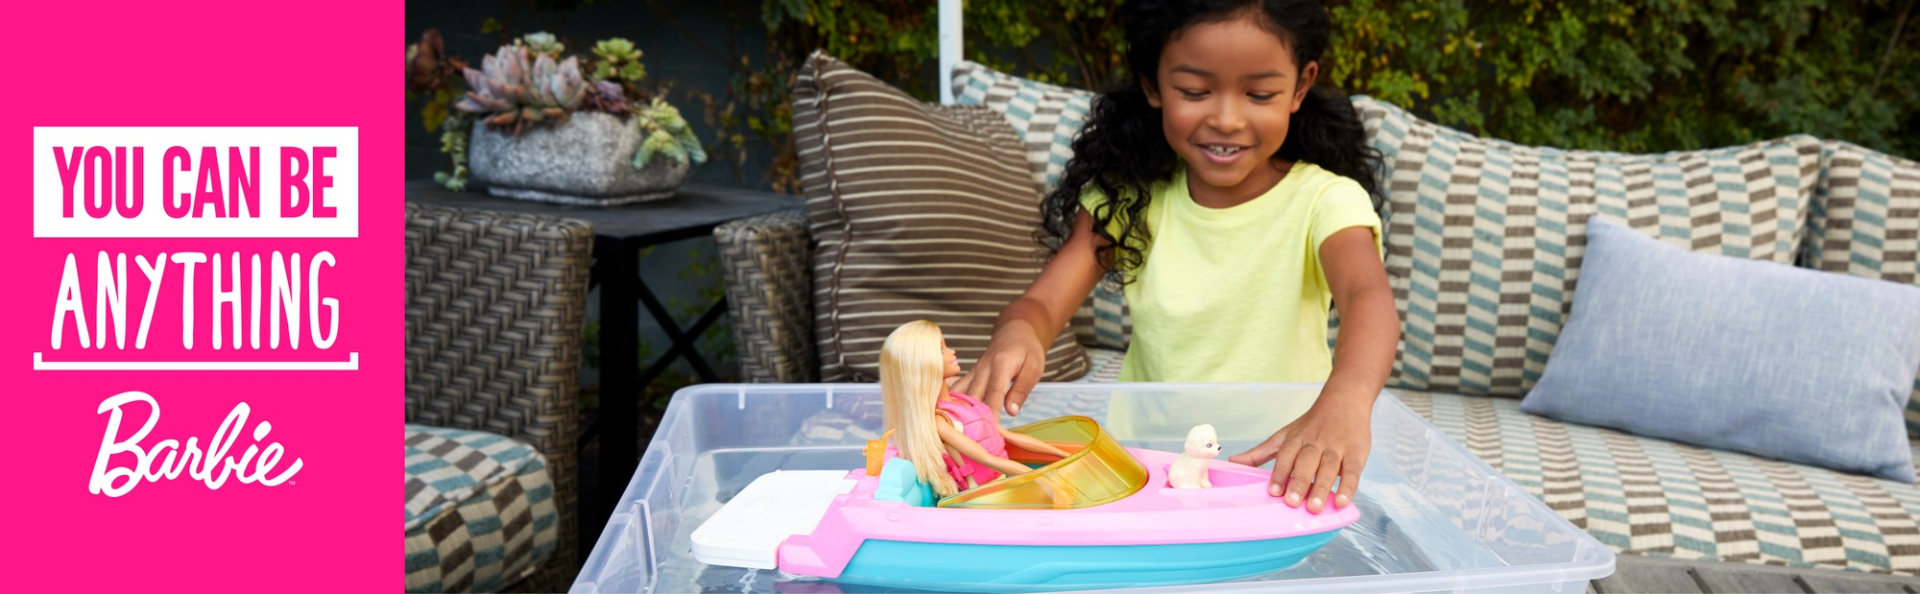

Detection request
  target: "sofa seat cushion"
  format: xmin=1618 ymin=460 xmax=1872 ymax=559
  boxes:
xmin=405 ymin=425 xmax=560 ymax=593
xmin=1076 ymin=347 xmax=1126 ymax=383
xmin=1397 ymin=390 xmax=1920 ymax=575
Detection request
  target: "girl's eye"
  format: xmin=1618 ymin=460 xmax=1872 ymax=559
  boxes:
xmin=1249 ymin=93 xmax=1279 ymax=102
xmin=1178 ymin=89 xmax=1208 ymax=100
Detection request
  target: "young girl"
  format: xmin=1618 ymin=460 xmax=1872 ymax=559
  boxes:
xmin=958 ymin=0 xmax=1399 ymax=515
xmin=883 ymin=320 xmax=1072 ymax=498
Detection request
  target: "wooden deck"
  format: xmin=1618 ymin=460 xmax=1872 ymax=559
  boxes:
xmin=1592 ymin=556 xmax=1920 ymax=593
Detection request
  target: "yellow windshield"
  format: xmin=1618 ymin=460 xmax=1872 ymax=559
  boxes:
xmin=936 ymin=415 xmax=1147 ymax=509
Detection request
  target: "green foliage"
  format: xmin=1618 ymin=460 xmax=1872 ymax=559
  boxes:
xmin=1327 ymin=0 xmax=1918 ymax=157
xmin=716 ymin=0 xmax=1914 ymax=192
xmin=636 ymin=97 xmax=708 ymax=169
xmin=591 ymin=38 xmax=648 ymax=84
xmin=522 ymin=31 xmax=565 ymax=55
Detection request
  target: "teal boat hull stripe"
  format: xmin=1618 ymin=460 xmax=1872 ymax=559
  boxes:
xmin=830 ymin=531 xmax=1340 ymax=592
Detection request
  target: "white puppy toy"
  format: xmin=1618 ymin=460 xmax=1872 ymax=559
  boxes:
xmin=1168 ymin=424 xmax=1221 ymax=489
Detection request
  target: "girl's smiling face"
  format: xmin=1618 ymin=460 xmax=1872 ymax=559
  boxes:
xmin=1145 ymin=12 xmax=1317 ymax=207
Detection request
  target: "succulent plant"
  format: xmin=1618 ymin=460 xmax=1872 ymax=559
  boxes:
xmin=433 ymin=117 xmax=471 ymax=191
xmin=455 ymin=43 xmax=588 ymax=133
xmin=584 ymin=79 xmax=631 ymax=116
xmin=442 ymin=34 xmax=704 ymax=173
xmin=591 ymin=38 xmax=647 ymax=84
xmin=521 ymin=31 xmax=564 ymax=56
xmin=635 ymin=97 xmax=707 ymax=169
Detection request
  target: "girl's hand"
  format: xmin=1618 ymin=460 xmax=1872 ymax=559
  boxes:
xmin=958 ymin=322 xmax=1047 ymax=417
xmin=963 ymin=208 xmax=1109 ymax=417
xmin=1229 ymin=397 xmax=1372 ymax=514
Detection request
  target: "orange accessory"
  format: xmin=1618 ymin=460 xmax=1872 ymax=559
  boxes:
xmin=864 ymin=429 xmax=895 ymax=476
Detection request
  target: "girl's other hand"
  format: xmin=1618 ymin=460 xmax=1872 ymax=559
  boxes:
xmin=1228 ymin=398 xmax=1372 ymax=514
xmin=957 ymin=323 xmax=1047 ymax=417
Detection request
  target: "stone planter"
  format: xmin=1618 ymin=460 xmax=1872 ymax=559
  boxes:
xmin=468 ymin=111 xmax=691 ymax=206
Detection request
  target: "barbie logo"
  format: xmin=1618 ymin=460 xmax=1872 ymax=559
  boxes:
xmin=89 ymin=391 xmax=303 ymax=497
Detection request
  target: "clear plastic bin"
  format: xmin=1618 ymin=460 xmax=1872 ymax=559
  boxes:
xmin=572 ymin=383 xmax=1614 ymax=593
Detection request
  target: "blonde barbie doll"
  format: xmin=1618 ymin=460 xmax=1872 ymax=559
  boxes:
xmin=881 ymin=320 xmax=1071 ymax=497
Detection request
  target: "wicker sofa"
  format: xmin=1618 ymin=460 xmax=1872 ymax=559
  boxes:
xmin=403 ymin=204 xmax=592 ymax=592
xmin=716 ymin=56 xmax=1920 ymax=582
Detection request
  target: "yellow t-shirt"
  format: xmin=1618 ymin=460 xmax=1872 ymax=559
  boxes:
xmin=1081 ymin=162 xmax=1383 ymax=382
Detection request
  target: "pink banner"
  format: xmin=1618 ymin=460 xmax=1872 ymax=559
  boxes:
xmin=5 ymin=2 xmax=397 ymax=590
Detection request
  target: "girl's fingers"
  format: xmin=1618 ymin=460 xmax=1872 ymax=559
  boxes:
xmin=974 ymin=365 xmax=1003 ymax=410
xmin=1277 ymin=444 xmax=1318 ymax=506
xmin=1305 ymin=449 xmax=1341 ymax=513
xmin=1005 ymin=363 xmax=1041 ymax=417
xmin=1334 ymin=464 xmax=1363 ymax=509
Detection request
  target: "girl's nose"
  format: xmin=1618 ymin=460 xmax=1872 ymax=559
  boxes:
xmin=1208 ymin=100 xmax=1247 ymax=134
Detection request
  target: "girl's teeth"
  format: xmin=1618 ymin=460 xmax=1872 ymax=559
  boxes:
xmin=1205 ymin=145 xmax=1242 ymax=156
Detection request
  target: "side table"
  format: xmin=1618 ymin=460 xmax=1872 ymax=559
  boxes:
xmin=406 ymin=180 xmax=803 ymax=562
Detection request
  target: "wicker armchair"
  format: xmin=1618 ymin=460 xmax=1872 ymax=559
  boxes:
xmin=716 ymin=208 xmax=817 ymax=382
xmin=404 ymin=204 xmax=592 ymax=592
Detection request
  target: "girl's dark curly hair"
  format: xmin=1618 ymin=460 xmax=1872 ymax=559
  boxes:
xmin=1045 ymin=0 xmax=1381 ymax=283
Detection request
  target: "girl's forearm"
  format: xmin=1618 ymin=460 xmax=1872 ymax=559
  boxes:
xmin=1320 ymin=287 xmax=1399 ymax=410
xmin=992 ymin=297 xmax=1059 ymax=346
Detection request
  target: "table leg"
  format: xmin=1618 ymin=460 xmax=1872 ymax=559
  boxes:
xmin=595 ymin=236 xmax=641 ymax=556
xmin=634 ymin=279 xmax=725 ymax=381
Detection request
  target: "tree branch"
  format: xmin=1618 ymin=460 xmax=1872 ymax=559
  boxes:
xmin=1871 ymin=0 xmax=1916 ymax=97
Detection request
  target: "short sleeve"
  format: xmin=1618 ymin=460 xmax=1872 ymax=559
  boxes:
xmin=1310 ymin=178 xmax=1383 ymax=259
xmin=1078 ymin=185 xmax=1130 ymax=241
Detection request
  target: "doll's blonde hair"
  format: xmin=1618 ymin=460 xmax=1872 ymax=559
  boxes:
xmin=880 ymin=320 xmax=961 ymax=497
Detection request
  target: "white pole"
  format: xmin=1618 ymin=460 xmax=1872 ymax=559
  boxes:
xmin=939 ymin=0 xmax=962 ymax=104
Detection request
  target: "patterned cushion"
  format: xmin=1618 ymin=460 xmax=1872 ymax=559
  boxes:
xmin=1358 ymin=96 xmax=1823 ymax=397
xmin=405 ymin=425 xmax=559 ymax=593
xmin=1399 ymin=390 xmax=1920 ymax=575
xmin=793 ymin=52 xmax=1088 ymax=382
xmin=951 ymin=60 xmax=1131 ymax=351
xmin=1806 ymin=141 xmax=1920 ymax=438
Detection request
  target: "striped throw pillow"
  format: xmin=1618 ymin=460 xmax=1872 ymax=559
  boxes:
xmin=1357 ymin=96 xmax=1823 ymax=397
xmin=1806 ymin=141 xmax=1920 ymax=437
xmin=951 ymin=60 xmax=1130 ymax=350
xmin=793 ymin=52 xmax=1089 ymax=382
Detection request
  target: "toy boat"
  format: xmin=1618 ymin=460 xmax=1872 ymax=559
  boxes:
xmin=692 ymin=415 xmax=1359 ymax=592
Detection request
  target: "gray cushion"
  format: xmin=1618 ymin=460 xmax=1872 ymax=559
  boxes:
xmin=1521 ymin=216 xmax=1920 ymax=482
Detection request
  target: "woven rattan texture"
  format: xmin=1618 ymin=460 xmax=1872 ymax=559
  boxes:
xmin=717 ymin=208 xmax=818 ymax=383
xmin=405 ymin=203 xmax=591 ymax=591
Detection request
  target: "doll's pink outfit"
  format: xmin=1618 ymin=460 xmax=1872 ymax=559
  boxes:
xmin=935 ymin=391 xmax=1006 ymax=488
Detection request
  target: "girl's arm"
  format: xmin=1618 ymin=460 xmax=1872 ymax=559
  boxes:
xmin=1229 ymin=227 xmax=1399 ymax=514
xmin=936 ymin=417 xmax=1034 ymax=477
xmin=998 ymin=427 xmax=1073 ymax=459
xmin=959 ymin=207 xmax=1108 ymax=417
